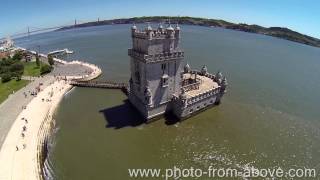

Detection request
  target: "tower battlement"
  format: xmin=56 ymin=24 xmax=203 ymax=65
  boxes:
xmin=130 ymin=24 xmax=181 ymax=55
xmin=131 ymin=23 xmax=180 ymax=40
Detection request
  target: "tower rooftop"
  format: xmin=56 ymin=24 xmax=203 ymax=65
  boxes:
xmin=131 ymin=24 xmax=180 ymax=40
xmin=182 ymin=73 xmax=219 ymax=98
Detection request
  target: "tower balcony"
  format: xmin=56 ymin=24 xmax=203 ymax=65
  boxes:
xmin=128 ymin=49 xmax=184 ymax=63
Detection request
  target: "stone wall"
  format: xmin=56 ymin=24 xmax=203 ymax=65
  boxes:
xmin=128 ymin=92 xmax=171 ymax=119
xmin=172 ymin=86 xmax=222 ymax=119
xmin=172 ymin=94 xmax=217 ymax=119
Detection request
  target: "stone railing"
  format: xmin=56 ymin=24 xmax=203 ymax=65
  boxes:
xmin=189 ymin=70 xmax=216 ymax=81
xmin=184 ymin=86 xmax=221 ymax=107
xmin=204 ymin=73 xmax=216 ymax=80
xmin=133 ymin=32 xmax=167 ymax=39
xmin=153 ymin=51 xmax=184 ymax=62
xmin=182 ymin=81 xmax=200 ymax=92
xmin=128 ymin=49 xmax=184 ymax=63
xmin=189 ymin=70 xmax=199 ymax=74
xmin=151 ymin=33 xmax=168 ymax=39
xmin=133 ymin=31 xmax=147 ymax=39
xmin=128 ymin=49 xmax=148 ymax=59
xmin=133 ymin=29 xmax=177 ymax=39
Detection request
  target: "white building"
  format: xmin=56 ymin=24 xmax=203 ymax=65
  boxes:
xmin=0 ymin=37 xmax=14 ymax=52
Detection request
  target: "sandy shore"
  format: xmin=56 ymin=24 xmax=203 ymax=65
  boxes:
xmin=0 ymin=80 xmax=72 ymax=180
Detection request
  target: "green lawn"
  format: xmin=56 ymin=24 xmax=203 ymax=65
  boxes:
xmin=0 ymin=79 xmax=29 ymax=104
xmin=23 ymin=61 xmax=44 ymax=76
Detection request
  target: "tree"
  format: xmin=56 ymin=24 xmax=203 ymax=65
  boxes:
xmin=10 ymin=62 xmax=24 ymax=73
xmin=1 ymin=73 xmax=12 ymax=83
xmin=11 ymin=68 xmax=24 ymax=80
xmin=36 ymin=54 xmax=40 ymax=67
xmin=48 ymin=55 xmax=54 ymax=66
xmin=1 ymin=58 xmax=14 ymax=66
xmin=40 ymin=64 xmax=53 ymax=75
xmin=12 ymin=71 xmax=22 ymax=81
xmin=12 ymin=51 xmax=22 ymax=61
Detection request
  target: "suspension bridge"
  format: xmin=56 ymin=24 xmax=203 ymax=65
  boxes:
xmin=0 ymin=19 xmax=99 ymax=41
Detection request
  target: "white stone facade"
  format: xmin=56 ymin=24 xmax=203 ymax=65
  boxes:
xmin=128 ymin=24 xmax=227 ymax=120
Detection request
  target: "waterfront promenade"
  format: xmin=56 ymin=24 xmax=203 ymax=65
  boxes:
xmin=0 ymin=76 xmax=55 ymax=150
xmin=0 ymin=80 xmax=71 ymax=180
xmin=0 ymin=51 xmax=102 ymax=180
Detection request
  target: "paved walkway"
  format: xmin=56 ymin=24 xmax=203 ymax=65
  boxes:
xmin=52 ymin=63 xmax=93 ymax=77
xmin=0 ymin=76 xmax=55 ymax=149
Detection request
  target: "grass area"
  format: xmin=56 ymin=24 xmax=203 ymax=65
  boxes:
xmin=0 ymin=79 xmax=29 ymax=104
xmin=23 ymin=61 xmax=44 ymax=76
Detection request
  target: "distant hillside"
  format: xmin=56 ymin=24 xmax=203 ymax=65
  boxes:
xmin=58 ymin=16 xmax=320 ymax=48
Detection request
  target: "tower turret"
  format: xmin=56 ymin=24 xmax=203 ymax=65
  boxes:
xmin=144 ymin=87 xmax=152 ymax=105
xmin=131 ymin=23 xmax=137 ymax=35
xmin=201 ymin=65 xmax=208 ymax=75
xmin=221 ymin=77 xmax=228 ymax=93
xmin=158 ymin=23 xmax=164 ymax=33
xmin=146 ymin=23 xmax=152 ymax=31
xmin=166 ymin=24 xmax=175 ymax=39
xmin=146 ymin=23 xmax=153 ymax=40
xmin=184 ymin=63 xmax=191 ymax=73
xmin=215 ymin=71 xmax=224 ymax=85
xmin=175 ymin=23 xmax=180 ymax=39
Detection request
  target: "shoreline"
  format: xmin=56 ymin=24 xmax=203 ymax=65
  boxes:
xmin=0 ymin=80 xmax=71 ymax=179
xmin=36 ymin=81 xmax=73 ymax=180
xmin=57 ymin=16 xmax=320 ymax=48
xmin=0 ymin=50 xmax=102 ymax=180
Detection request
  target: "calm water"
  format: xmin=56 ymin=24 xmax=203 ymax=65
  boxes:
xmin=17 ymin=24 xmax=320 ymax=179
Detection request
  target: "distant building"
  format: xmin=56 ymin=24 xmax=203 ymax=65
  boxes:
xmin=0 ymin=37 xmax=14 ymax=52
xmin=0 ymin=51 xmax=9 ymax=59
xmin=128 ymin=23 xmax=227 ymax=120
xmin=0 ymin=46 xmax=4 ymax=52
xmin=25 ymin=54 xmax=32 ymax=62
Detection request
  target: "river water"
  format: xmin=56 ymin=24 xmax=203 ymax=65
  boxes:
xmin=16 ymin=24 xmax=320 ymax=179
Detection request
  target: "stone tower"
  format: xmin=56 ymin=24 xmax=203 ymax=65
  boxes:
xmin=128 ymin=23 xmax=184 ymax=119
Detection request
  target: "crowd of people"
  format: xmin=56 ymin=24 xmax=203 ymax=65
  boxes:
xmin=16 ymin=117 xmax=28 ymax=151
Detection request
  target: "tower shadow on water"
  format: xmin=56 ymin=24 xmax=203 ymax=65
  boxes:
xmin=99 ymin=99 xmax=180 ymax=129
xmin=99 ymin=99 xmax=146 ymax=129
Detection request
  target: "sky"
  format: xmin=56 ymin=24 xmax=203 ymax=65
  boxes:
xmin=0 ymin=0 xmax=319 ymax=38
